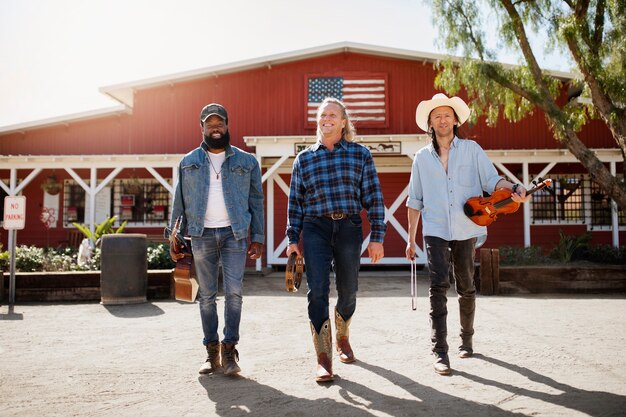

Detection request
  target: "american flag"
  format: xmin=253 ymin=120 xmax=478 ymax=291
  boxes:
xmin=306 ymin=75 xmax=387 ymax=125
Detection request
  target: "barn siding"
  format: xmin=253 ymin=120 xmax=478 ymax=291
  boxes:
xmin=0 ymin=49 xmax=621 ymax=258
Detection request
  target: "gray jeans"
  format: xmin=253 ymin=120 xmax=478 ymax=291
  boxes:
xmin=424 ymin=236 xmax=476 ymax=354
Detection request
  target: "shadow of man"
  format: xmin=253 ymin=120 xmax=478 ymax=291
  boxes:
xmin=453 ymin=354 xmax=626 ymax=417
xmin=198 ymin=374 xmax=373 ymax=417
xmin=336 ymin=359 xmax=526 ymax=417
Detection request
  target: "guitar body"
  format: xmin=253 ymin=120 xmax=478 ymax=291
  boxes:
xmin=169 ymin=216 xmax=199 ymax=302
xmin=173 ymin=251 xmax=199 ymax=302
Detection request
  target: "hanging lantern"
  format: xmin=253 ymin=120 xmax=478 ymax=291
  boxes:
xmin=125 ymin=176 xmax=143 ymax=195
xmin=41 ymin=175 xmax=62 ymax=195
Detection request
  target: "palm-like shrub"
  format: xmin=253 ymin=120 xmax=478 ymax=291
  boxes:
xmin=72 ymin=216 xmax=127 ymax=247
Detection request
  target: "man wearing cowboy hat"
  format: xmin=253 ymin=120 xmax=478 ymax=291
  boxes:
xmin=405 ymin=93 xmax=530 ymax=375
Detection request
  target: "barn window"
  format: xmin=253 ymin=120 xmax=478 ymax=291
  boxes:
xmin=63 ymin=183 xmax=86 ymax=225
xmin=62 ymin=178 xmax=170 ymax=228
xmin=531 ymin=174 xmax=626 ymax=229
xmin=113 ymin=179 xmax=170 ymax=226
xmin=588 ymin=177 xmax=626 ymax=229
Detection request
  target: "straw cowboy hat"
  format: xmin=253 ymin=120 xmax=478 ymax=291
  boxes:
xmin=415 ymin=93 xmax=470 ymax=132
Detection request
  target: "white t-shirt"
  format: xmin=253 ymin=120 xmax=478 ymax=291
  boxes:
xmin=204 ymin=151 xmax=231 ymax=228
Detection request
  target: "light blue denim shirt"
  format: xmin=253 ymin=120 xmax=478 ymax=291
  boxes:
xmin=406 ymin=137 xmax=502 ymax=241
xmin=166 ymin=143 xmax=264 ymax=243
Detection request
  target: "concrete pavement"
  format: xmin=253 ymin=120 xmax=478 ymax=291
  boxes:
xmin=1 ymin=271 xmax=625 ymax=416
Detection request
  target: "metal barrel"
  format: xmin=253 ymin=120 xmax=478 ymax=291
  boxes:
xmin=100 ymin=234 xmax=148 ymax=305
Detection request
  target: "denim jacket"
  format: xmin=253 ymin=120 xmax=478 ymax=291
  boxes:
xmin=166 ymin=142 xmax=264 ymax=243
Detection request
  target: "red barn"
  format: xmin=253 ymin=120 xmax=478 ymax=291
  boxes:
xmin=0 ymin=42 xmax=621 ymax=266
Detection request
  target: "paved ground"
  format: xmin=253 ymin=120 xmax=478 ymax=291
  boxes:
xmin=1 ymin=271 xmax=625 ymax=417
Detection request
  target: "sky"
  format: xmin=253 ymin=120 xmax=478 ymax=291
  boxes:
xmin=0 ymin=0 xmax=571 ymax=129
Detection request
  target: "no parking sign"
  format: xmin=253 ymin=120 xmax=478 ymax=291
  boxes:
xmin=3 ymin=196 xmax=26 ymax=230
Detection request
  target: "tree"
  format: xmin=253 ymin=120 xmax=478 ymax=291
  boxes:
xmin=429 ymin=0 xmax=626 ymax=207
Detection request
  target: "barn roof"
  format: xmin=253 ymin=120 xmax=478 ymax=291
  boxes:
xmin=0 ymin=41 xmax=575 ymax=135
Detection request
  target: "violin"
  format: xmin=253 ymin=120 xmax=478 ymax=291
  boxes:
xmin=464 ymin=178 xmax=552 ymax=226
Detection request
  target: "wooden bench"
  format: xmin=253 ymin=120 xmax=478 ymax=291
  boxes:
xmin=146 ymin=234 xmax=169 ymax=245
xmin=58 ymin=230 xmax=85 ymax=248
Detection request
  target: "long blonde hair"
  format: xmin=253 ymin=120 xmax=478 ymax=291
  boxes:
xmin=316 ymin=97 xmax=356 ymax=142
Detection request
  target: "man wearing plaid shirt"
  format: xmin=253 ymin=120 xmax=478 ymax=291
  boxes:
xmin=287 ymin=97 xmax=386 ymax=382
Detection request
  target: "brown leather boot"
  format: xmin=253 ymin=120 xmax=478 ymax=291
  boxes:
xmin=310 ymin=320 xmax=333 ymax=382
xmin=198 ymin=343 xmax=221 ymax=374
xmin=221 ymin=343 xmax=241 ymax=376
xmin=334 ymin=308 xmax=355 ymax=363
xmin=459 ymin=296 xmax=475 ymax=358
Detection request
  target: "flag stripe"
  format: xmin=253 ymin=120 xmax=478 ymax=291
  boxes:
xmin=307 ymin=108 xmax=384 ymax=115
xmin=307 ymin=75 xmax=387 ymax=125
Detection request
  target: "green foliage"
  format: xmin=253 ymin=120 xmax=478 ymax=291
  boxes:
xmin=500 ymin=240 xmax=626 ymax=265
xmin=0 ymin=248 xmax=9 ymax=271
xmin=428 ymin=0 xmax=626 ymax=207
xmin=585 ymin=245 xmax=626 ymax=264
xmin=83 ymin=248 xmax=101 ymax=271
xmin=42 ymin=247 xmax=81 ymax=272
xmin=14 ymin=245 xmax=45 ymax=272
xmin=147 ymin=243 xmax=176 ymax=270
xmin=72 ymin=216 xmax=127 ymax=246
xmin=42 ymin=247 xmax=101 ymax=272
xmin=550 ymin=230 xmax=592 ymax=263
xmin=0 ymin=245 xmax=117 ymax=272
xmin=0 ymin=244 xmax=178 ymax=272
xmin=1 ymin=244 xmax=176 ymax=272
xmin=499 ymin=245 xmax=552 ymax=266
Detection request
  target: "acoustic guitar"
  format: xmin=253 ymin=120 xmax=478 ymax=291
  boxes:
xmin=170 ymin=216 xmax=199 ymax=302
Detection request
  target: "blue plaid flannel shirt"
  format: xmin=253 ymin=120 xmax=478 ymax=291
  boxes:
xmin=287 ymin=138 xmax=386 ymax=244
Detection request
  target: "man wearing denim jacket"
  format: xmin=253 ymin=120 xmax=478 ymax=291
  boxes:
xmin=167 ymin=103 xmax=264 ymax=376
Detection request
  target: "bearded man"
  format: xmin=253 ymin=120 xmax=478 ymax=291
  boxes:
xmin=167 ymin=103 xmax=264 ymax=376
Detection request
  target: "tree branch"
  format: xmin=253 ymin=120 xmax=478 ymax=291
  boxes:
xmin=592 ymin=0 xmax=605 ymax=48
xmin=561 ymin=125 xmax=626 ymax=207
xmin=498 ymin=0 xmax=554 ymax=102
xmin=446 ymin=0 xmax=485 ymax=61
xmin=566 ymin=36 xmax=626 ymax=161
xmin=479 ymin=63 xmax=540 ymax=103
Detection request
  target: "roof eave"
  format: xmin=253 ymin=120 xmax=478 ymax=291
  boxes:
xmin=0 ymin=104 xmax=131 ymax=135
xmin=98 ymin=41 xmax=455 ymax=107
xmin=99 ymin=41 xmax=576 ymax=108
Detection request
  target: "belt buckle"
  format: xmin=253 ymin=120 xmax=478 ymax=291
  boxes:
xmin=331 ymin=212 xmax=344 ymax=220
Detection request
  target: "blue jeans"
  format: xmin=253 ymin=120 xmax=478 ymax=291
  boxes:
xmin=302 ymin=215 xmax=363 ymax=332
xmin=191 ymin=227 xmax=247 ymax=346
xmin=424 ymin=236 xmax=476 ymax=354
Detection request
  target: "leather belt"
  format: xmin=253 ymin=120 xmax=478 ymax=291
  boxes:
xmin=324 ymin=212 xmax=347 ymax=220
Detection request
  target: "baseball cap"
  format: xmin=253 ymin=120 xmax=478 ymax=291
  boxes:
xmin=200 ymin=103 xmax=228 ymax=124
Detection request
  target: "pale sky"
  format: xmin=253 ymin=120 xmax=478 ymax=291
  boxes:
xmin=0 ymin=0 xmax=570 ymax=129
